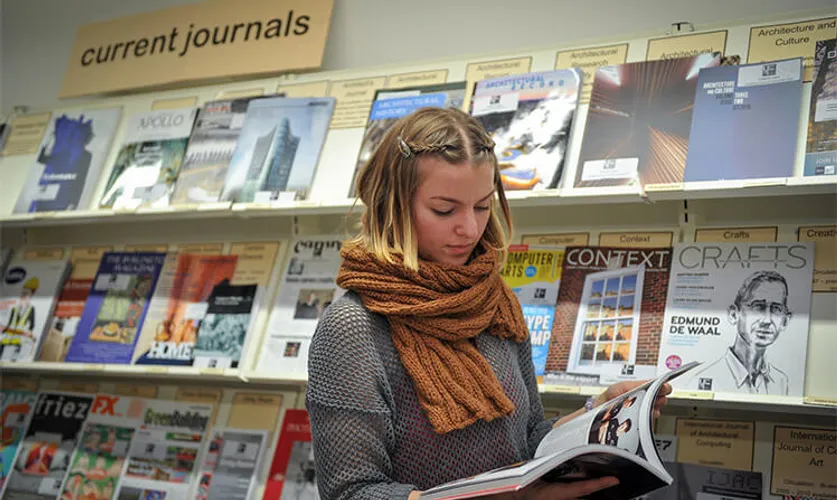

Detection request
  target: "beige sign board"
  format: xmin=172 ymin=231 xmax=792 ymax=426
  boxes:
xmin=277 ymin=80 xmax=330 ymax=98
xmin=463 ymin=56 xmax=532 ymax=113
xmin=748 ymin=17 xmax=837 ymax=82
xmin=124 ymin=244 xmax=169 ymax=252
xmin=329 ymin=77 xmax=387 ymax=129
xmin=770 ymin=426 xmax=836 ymax=498
xmin=598 ymin=232 xmax=673 ymax=248
xmin=229 ymin=242 xmax=280 ymax=286
xmin=57 ymin=381 xmax=99 ymax=394
xmin=151 ymin=96 xmax=199 ymax=110
xmin=675 ymin=418 xmax=755 ymax=471
xmin=520 ymin=233 xmax=590 ymax=246
xmin=216 ymin=87 xmax=266 ymax=99
xmin=1 ymin=112 xmax=52 ymax=156
xmin=114 ymin=384 xmax=159 ymax=398
xmin=23 ymin=247 xmax=66 ymax=261
xmin=555 ymin=44 xmax=628 ymax=103
xmin=646 ymin=30 xmax=728 ymax=60
xmin=227 ymin=392 xmax=284 ymax=431
xmin=60 ymin=0 xmax=334 ymax=98
xmin=385 ymin=69 xmax=449 ymax=89
xmin=694 ymin=226 xmax=778 ymax=243
xmin=799 ymin=225 xmax=837 ymax=292
xmin=68 ymin=246 xmax=112 ymax=279
xmin=1 ymin=377 xmax=38 ymax=392
xmin=176 ymin=387 xmax=223 ymax=426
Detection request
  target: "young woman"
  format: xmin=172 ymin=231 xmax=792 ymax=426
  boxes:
xmin=306 ymin=107 xmax=669 ymax=500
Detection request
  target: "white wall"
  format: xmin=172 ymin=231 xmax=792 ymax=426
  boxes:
xmin=2 ymin=0 xmax=836 ymax=113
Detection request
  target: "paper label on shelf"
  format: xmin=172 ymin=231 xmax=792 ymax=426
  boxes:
xmin=803 ymin=395 xmax=837 ymax=406
xmin=598 ymin=231 xmax=674 ymax=248
xmin=738 ymin=58 xmax=802 ymax=87
xmin=329 ymin=76 xmax=387 ymax=129
xmin=124 ymin=244 xmax=169 ymax=252
xmin=646 ymin=30 xmax=728 ymax=60
xmin=541 ymin=385 xmax=581 ymax=394
xmin=770 ymin=426 xmax=837 ymax=498
xmin=114 ymin=383 xmax=159 ymax=398
xmin=464 ymin=55 xmax=532 ymax=112
xmin=177 ymin=243 xmax=225 ymax=255
xmin=798 ymin=225 xmax=837 ymax=292
xmin=581 ymin=158 xmax=638 ymax=182
xmin=1 ymin=112 xmax=51 ymax=156
xmin=57 ymin=381 xmax=99 ymax=394
xmin=643 ymin=183 xmax=684 ymax=192
xmin=748 ymin=17 xmax=837 ymax=81
xmin=676 ymin=418 xmax=755 ymax=471
xmin=276 ymin=80 xmax=330 ymax=98
xmin=23 ymin=247 xmax=66 ymax=261
xmin=1 ymin=376 xmax=38 ymax=391
xmin=386 ymin=69 xmax=449 ymax=89
xmin=196 ymin=201 xmax=231 ymax=211
xmin=82 ymin=363 xmax=105 ymax=372
xmin=521 ymin=233 xmax=590 ymax=246
xmin=216 ymin=87 xmax=265 ymax=99
xmin=695 ymin=227 xmax=778 ymax=243
xmin=228 ymin=392 xmax=284 ymax=431
xmin=145 ymin=366 xmax=169 ymax=374
xmin=200 ymin=367 xmax=225 ymax=375
xmin=555 ymin=43 xmax=628 ymax=103
xmin=670 ymin=390 xmax=715 ymax=400
xmin=151 ymin=96 xmax=198 ymax=110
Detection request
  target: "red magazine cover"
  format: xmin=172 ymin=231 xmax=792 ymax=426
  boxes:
xmin=263 ymin=409 xmax=319 ymax=500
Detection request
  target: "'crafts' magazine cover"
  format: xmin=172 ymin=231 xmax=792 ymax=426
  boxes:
xmin=219 ymin=97 xmax=335 ymax=203
xmin=99 ymin=107 xmax=197 ymax=209
xmin=14 ymin=108 xmax=122 ymax=213
xmin=471 ymin=69 xmax=582 ymax=190
xmin=574 ymin=54 xmax=721 ymax=188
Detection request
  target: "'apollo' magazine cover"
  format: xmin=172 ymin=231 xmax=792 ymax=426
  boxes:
xmin=421 ymin=362 xmax=699 ymax=500
xmin=657 ymin=243 xmax=814 ymax=396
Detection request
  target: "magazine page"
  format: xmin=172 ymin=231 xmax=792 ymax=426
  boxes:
xmin=3 ymin=391 xmax=95 ymax=500
xmin=59 ymin=394 xmax=143 ymax=500
xmin=133 ymin=254 xmax=238 ymax=366
xmin=544 ymin=246 xmax=673 ymax=387
xmin=257 ymin=237 xmax=344 ymax=376
xmin=500 ymin=245 xmax=564 ymax=378
xmin=39 ymin=246 xmax=111 ymax=362
xmin=349 ymin=81 xmax=467 ymax=196
xmin=0 ymin=258 xmax=71 ymax=362
xmin=263 ymin=409 xmax=319 ymax=500
xmin=65 ymin=252 xmax=167 ymax=364
xmin=472 ymin=69 xmax=582 ymax=190
xmin=114 ymin=399 xmax=213 ymax=500
xmin=171 ymin=97 xmax=261 ymax=205
xmin=100 ymin=107 xmax=197 ymax=210
xmin=194 ymin=428 xmax=268 ymax=500
xmin=0 ymin=390 xmax=38 ymax=493
xmin=657 ymin=243 xmax=814 ymax=396
xmin=14 ymin=107 xmax=123 ymax=213
xmin=219 ymin=97 xmax=336 ymax=203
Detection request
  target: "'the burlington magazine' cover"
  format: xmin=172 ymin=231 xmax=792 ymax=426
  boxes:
xmin=657 ymin=242 xmax=814 ymax=396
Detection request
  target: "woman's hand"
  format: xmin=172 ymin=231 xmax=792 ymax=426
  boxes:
xmin=488 ymin=477 xmax=619 ymax=499
xmin=598 ymin=381 xmax=671 ymax=419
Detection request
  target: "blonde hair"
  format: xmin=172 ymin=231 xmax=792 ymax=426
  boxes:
xmin=352 ymin=107 xmax=513 ymax=270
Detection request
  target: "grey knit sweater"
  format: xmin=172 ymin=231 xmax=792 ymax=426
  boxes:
xmin=306 ymin=291 xmax=555 ymax=500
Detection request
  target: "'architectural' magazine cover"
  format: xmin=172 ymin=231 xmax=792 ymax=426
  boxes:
xmin=805 ymin=38 xmax=837 ymax=176
xmin=349 ymin=82 xmax=467 ymax=196
xmin=684 ymin=58 xmax=803 ymax=182
xmin=2 ymin=391 xmax=94 ymax=500
xmin=220 ymin=97 xmax=335 ymax=203
xmin=14 ymin=107 xmax=122 ymax=213
xmin=544 ymin=246 xmax=673 ymax=387
xmin=64 ymin=252 xmax=167 ymax=364
xmin=657 ymin=242 xmax=814 ymax=396
xmin=170 ymin=97 xmax=261 ymax=205
xmin=501 ymin=245 xmax=564 ymax=379
xmin=574 ymin=54 xmax=721 ymax=188
xmin=99 ymin=107 xmax=197 ymax=209
xmin=471 ymin=69 xmax=582 ymax=190
xmin=0 ymin=258 xmax=71 ymax=363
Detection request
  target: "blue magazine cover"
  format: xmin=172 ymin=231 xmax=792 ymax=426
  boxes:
xmin=684 ymin=58 xmax=802 ymax=182
xmin=522 ymin=304 xmax=554 ymax=378
xmin=64 ymin=252 xmax=166 ymax=364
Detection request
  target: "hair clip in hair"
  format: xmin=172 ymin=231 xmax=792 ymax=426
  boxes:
xmin=397 ymin=136 xmax=412 ymax=159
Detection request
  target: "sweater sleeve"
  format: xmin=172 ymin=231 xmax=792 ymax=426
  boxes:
xmin=517 ymin=336 xmax=557 ymax=457
xmin=305 ymin=298 xmax=417 ymax=500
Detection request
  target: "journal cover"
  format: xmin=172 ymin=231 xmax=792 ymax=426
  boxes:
xmin=64 ymin=252 xmax=167 ymax=364
xmin=349 ymin=82 xmax=467 ymax=196
xmin=0 ymin=259 xmax=71 ymax=363
xmin=472 ymin=69 xmax=582 ymax=190
xmin=684 ymin=58 xmax=803 ymax=182
xmin=99 ymin=107 xmax=197 ymax=209
xmin=574 ymin=54 xmax=721 ymax=188
xmin=170 ymin=97 xmax=260 ymax=205
xmin=805 ymin=38 xmax=837 ymax=176
xmin=14 ymin=107 xmax=122 ymax=213
xmin=657 ymin=242 xmax=814 ymax=397
xmin=192 ymin=281 xmax=258 ymax=369
xmin=263 ymin=409 xmax=319 ymax=500
xmin=220 ymin=97 xmax=335 ymax=203
xmin=544 ymin=246 xmax=673 ymax=387
xmin=0 ymin=390 xmax=38 ymax=492
xmin=195 ymin=428 xmax=268 ymax=500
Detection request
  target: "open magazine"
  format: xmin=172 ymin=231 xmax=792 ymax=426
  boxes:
xmin=421 ymin=362 xmax=700 ymax=500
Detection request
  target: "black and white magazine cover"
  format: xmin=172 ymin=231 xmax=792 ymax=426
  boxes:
xmin=657 ymin=243 xmax=814 ymax=396
xmin=192 ymin=281 xmax=259 ymax=369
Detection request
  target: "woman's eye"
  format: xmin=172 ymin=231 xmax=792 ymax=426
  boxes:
xmin=475 ymin=205 xmax=490 ymax=212
xmin=432 ymin=208 xmax=453 ymax=216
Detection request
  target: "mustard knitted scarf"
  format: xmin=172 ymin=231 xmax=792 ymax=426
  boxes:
xmin=335 ymin=241 xmax=529 ymax=434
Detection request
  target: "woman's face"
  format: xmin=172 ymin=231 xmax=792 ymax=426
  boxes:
xmin=412 ymin=156 xmax=495 ymax=266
